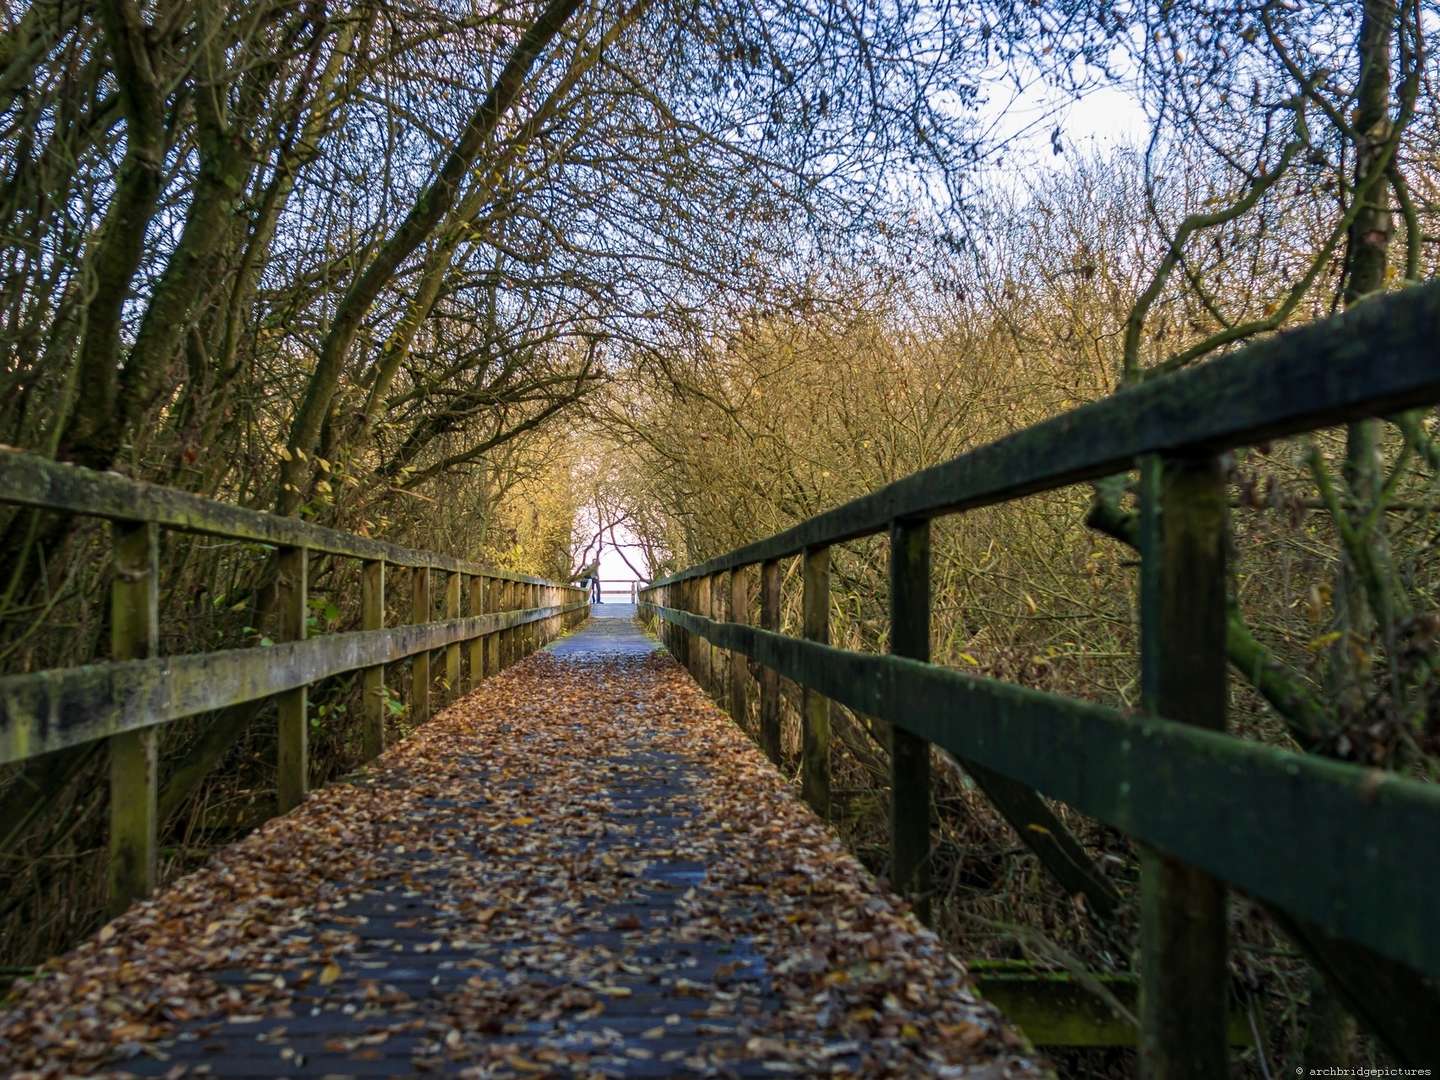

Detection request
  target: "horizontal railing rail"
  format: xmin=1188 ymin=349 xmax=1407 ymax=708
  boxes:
xmin=648 ymin=607 xmax=1439 ymax=971
xmin=0 ymin=604 xmax=583 ymax=765
xmin=0 ymin=448 xmax=588 ymax=915
xmin=0 ymin=448 xmax=560 ymax=584
xmin=638 ymin=281 xmax=1440 ymax=1069
xmin=594 ymin=579 xmax=640 ymax=601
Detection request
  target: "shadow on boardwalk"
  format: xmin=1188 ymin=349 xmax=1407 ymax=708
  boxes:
xmin=1 ymin=610 xmax=1040 ymax=1078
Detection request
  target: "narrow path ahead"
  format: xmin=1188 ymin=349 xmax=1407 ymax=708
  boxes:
xmin=2 ymin=610 xmax=1039 ymax=1078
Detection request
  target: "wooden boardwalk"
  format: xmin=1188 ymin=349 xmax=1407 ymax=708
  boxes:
xmin=1 ymin=609 xmax=1038 ymax=1078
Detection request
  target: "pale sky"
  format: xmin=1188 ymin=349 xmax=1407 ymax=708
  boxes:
xmin=984 ymin=77 xmax=1149 ymax=166
xmin=596 ymin=521 xmax=646 ymax=588
xmin=585 ymin=76 xmax=1148 ymax=591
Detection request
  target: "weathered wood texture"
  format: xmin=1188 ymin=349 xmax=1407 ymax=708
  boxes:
xmin=1137 ymin=455 xmax=1230 ymax=1079
xmin=635 ymin=287 xmax=1440 ymax=1070
xmin=696 ymin=576 xmax=713 ymax=693
xmin=528 ymin=584 xmax=541 ymax=655
xmin=445 ymin=572 xmax=462 ymax=699
xmin=1 ymin=455 xmax=582 ymax=930
xmin=411 ymin=567 xmax=432 ymax=725
xmin=637 ymin=604 xmax=1440 ymax=980
xmin=502 ymin=582 xmax=518 ymax=669
xmin=0 ymin=614 xmax=1035 ymax=1078
xmin=758 ymin=560 xmax=781 ymax=764
xmin=1269 ymin=909 xmax=1440 ymax=1062
xmin=960 ymin=762 xmax=1120 ymax=921
xmin=800 ymin=547 xmax=830 ymax=818
xmin=0 ymin=603 xmax=588 ymax=765
xmin=107 ymin=522 xmax=160 ymax=916
xmin=888 ymin=520 xmax=931 ymax=923
xmin=276 ymin=546 xmax=309 ymax=813
xmin=484 ymin=578 xmax=501 ymax=677
xmin=0 ymin=449 xmax=562 ymax=585
xmin=466 ymin=576 xmax=484 ymax=691
xmin=728 ymin=568 xmax=749 ymax=732
xmin=361 ymin=560 xmax=385 ymax=760
xmin=968 ymin=966 xmax=1253 ymax=1048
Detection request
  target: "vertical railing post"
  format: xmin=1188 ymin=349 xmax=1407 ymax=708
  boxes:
xmin=361 ymin=559 xmax=385 ymax=761
xmin=670 ymin=582 xmax=678 ymax=655
xmin=276 ymin=545 xmax=308 ymax=812
xmin=514 ymin=580 xmax=524 ymax=664
xmin=522 ymin=583 xmax=534 ymax=657
xmin=467 ymin=575 xmax=484 ymax=691
xmin=515 ymin=582 xmax=526 ymax=660
xmin=759 ymin=559 xmax=781 ymax=765
xmin=1138 ymin=454 xmax=1229 ymax=1079
xmin=502 ymin=580 xmax=517 ymax=668
xmin=681 ymin=578 xmax=694 ymax=668
xmin=491 ymin=579 xmax=502 ymax=670
xmin=445 ymin=570 xmax=462 ymax=700
xmin=714 ymin=572 xmax=729 ymax=709
xmin=690 ymin=576 xmax=704 ymax=683
xmin=672 ymin=579 xmax=686 ymax=669
xmin=729 ymin=566 xmax=749 ymax=732
xmin=516 ymin=581 xmax=528 ymax=660
xmin=712 ymin=573 xmax=725 ymax=699
xmin=108 ymin=521 xmax=159 ymax=916
xmin=485 ymin=577 xmax=500 ymax=676
xmin=412 ymin=565 xmax=432 ymax=724
xmin=668 ymin=583 xmax=680 ymax=663
xmin=696 ymin=574 xmax=713 ymax=692
xmin=889 ymin=519 xmax=932 ymax=923
xmin=677 ymin=579 xmax=688 ymax=672
xmin=801 ymin=546 xmax=830 ymax=818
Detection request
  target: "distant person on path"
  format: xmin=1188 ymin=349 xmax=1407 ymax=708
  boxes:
xmin=576 ymin=560 xmax=600 ymax=605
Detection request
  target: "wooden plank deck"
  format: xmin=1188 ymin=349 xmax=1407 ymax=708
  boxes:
xmin=1 ymin=610 xmax=1041 ymax=1078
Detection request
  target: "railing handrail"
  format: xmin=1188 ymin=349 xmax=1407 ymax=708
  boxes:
xmin=0 ymin=603 xmax=584 ymax=765
xmin=639 ymin=281 xmax=1440 ymax=1065
xmin=642 ymin=602 xmax=1440 ymax=966
xmin=0 ymin=454 xmax=588 ymax=914
xmin=645 ymin=280 xmax=1440 ymax=590
xmin=0 ymin=448 xmax=558 ymax=585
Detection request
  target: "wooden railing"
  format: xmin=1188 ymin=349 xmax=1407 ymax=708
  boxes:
xmin=0 ymin=450 xmax=587 ymax=914
xmin=594 ymin=579 xmax=639 ymax=602
xmin=640 ymin=281 xmax=1440 ymax=1069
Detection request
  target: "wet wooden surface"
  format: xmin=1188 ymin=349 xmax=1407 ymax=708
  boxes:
xmin=2 ymin=610 xmax=1039 ymax=1078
